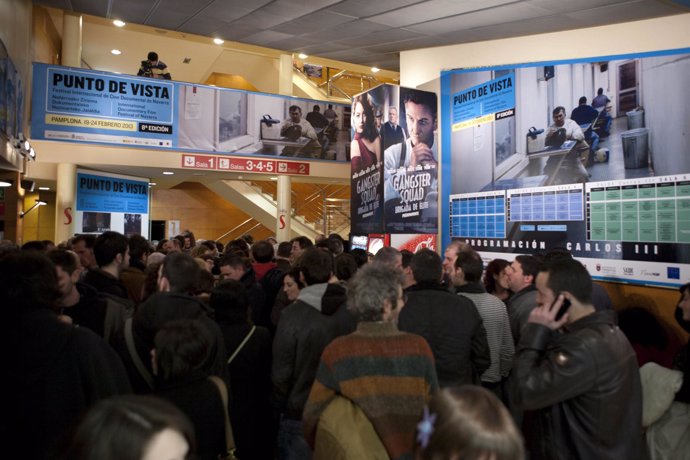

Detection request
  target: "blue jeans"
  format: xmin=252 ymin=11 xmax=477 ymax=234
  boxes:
xmin=277 ymin=417 xmax=312 ymax=460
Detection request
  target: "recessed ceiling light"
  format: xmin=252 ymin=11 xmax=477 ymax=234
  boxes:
xmin=371 ymin=67 xmax=380 ymax=73
xmin=38 ymin=186 xmax=50 ymax=191
xmin=111 ymin=49 xmax=122 ymax=55
xmin=148 ymin=182 xmax=157 ymax=186
xmin=213 ymin=38 xmax=224 ymax=45
xmin=298 ymin=53 xmax=308 ymax=59
xmin=162 ymin=171 xmax=174 ymax=175
xmin=270 ymin=177 xmax=278 ymax=181
xmin=113 ymin=19 xmax=126 ymax=27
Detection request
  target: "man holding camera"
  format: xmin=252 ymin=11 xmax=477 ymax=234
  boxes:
xmin=137 ymin=51 xmax=171 ymax=80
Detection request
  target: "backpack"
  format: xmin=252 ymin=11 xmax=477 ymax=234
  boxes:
xmin=546 ymin=128 xmax=566 ymax=147
xmin=99 ymin=292 xmax=134 ymax=345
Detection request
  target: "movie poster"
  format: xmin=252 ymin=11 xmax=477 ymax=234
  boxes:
xmin=350 ymin=84 xmax=439 ymax=235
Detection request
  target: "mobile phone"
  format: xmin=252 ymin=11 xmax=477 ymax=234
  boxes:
xmin=554 ymin=293 xmax=571 ymax=321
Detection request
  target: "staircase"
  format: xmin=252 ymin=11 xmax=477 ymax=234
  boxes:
xmin=208 ymin=179 xmax=350 ymax=241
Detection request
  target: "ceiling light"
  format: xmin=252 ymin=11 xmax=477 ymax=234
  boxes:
xmin=162 ymin=171 xmax=174 ymax=175
xmin=113 ymin=19 xmax=126 ymax=27
xmin=148 ymin=182 xmax=157 ymax=186
xmin=38 ymin=186 xmax=50 ymax=191
xmin=371 ymin=67 xmax=380 ymax=73
xmin=0 ymin=180 xmax=12 ymax=187
xmin=270 ymin=177 xmax=278 ymax=181
xmin=111 ymin=49 xmax=122 ymax=55
xmin=213 ymin=38 xmax=224 ymax=45
xmin=298 ymin=53 xmax=308 ymax=59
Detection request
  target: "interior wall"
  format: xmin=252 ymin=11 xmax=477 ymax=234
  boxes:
xmin=400 ymin=13 xmax=690 ymax=342
xmin=0 ymin=0 xmax=33 ymax=155
xmin=400 ymin=14 xmax=690 ymax=89
xmin=150 ymin=182 xmax=273 ymax=244
xmin=21 ymin=190 xmax=56 ymax=242
xmin=32 ymin=6 xmax=61 ymax=65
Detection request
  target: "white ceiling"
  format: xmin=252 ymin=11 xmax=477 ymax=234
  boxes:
xmin=35 ymin=0 xmax=689 ymax=73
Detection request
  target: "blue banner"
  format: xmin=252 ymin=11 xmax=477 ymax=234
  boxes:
xmin=33 ymin=64 xmax=176 ymax=148
xmin=76 ymin=172 xmax=149 ymax=213
xmin=451 ymin=72 xmax=515 ymax=131
xmin=31 ymin=63 xmax=349 ymax=162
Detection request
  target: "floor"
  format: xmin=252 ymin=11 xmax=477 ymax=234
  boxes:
xmin=588 ymin=116 xmax=654 ymax=183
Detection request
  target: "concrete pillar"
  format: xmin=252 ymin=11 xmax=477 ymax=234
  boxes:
xmin=276 ymin=175 xmax=291 ymax=242
xmin=62 ymin=12 xmax=82 ymax=67
xmin=278 ymin=54 xmax=293 ymax=96
xmin=55 ymin=163 xmax=77 ymax=243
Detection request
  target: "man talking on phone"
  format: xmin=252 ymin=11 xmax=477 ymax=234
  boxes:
xmin=515 ymin=258 xmax=642 ymax=460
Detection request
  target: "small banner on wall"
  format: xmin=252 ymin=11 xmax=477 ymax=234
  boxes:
xmin=75 ymin=169 xmax=150 ymax=238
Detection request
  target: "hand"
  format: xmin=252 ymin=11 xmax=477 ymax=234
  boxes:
xmin=410 ymin=142 xmax=436 ymax=168
xmin=527 ymin=294 xmax=569 ymax=330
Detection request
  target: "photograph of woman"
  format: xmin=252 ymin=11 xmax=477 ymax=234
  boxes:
xmin=350 ymin=94 xmax=381 ymax=172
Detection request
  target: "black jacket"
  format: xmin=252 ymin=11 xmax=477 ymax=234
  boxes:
xmin=674 ymin=307 xmax=690 ymax=403
xmin=156 ymin=372 xmax=226 ymax=460
xmin=217 ymin=322 xmax=274 ymax=460
xmin=83 ymin=267 xmax=129 ymax=299
xmin=114 ymin=291 xmax=229 ymax=393
xmin=516 ymin=310 xmax=643 ymax=460
xmin=271 ymin=283 xmax=355 ymax=419
xmin=3 ymin=309 xmax=131 ymax=459
xmin=399 ymin=282 xmax=490 ymax=387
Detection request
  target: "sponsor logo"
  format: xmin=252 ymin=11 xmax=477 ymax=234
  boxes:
xmin=667 ymin=267 xmax=680 ymax=280
xmin=622 ymin=267 xmax=634 ymax=276
xmin=640 ymin=270 xmax=660 ymax=278
xmin=599 ymin=265 xmax=616 ymax=275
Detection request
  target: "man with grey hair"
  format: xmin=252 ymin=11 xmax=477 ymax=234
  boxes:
xmin=303 ymin=262 xmax=438 ymax=459
xmin=372 ymin=246 xmax=402 ymax=271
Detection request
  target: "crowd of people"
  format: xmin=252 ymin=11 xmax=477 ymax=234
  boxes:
xmin=1 ymin=231 xmax=688 ymax=460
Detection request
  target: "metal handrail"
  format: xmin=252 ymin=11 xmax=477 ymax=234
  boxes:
xmin=215 ymin=217 xmax=256 ymax=242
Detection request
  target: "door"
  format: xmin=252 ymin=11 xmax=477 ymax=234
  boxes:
xmin=617 ymin=60 xmax=638 ymax=117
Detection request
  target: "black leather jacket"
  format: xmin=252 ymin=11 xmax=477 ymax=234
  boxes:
xmin=516 ymin=310 xmax=643 ymax=460
xmin=271 ymin=284 xmax=355 ymax=419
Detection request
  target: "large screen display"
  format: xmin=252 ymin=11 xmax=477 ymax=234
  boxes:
xmin=441 ymin=47 xmax=690 ymax=287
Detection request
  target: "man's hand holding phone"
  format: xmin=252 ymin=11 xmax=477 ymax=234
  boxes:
xmin=528 ymin=293 xmax=571 ymax=330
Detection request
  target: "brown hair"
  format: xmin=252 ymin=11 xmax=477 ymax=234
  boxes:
xmin=418 ymin=386 xmax=524 ymax=460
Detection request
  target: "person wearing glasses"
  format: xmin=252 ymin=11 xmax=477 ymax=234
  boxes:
xmin=303 ymin=262 xmax=438 ymax=460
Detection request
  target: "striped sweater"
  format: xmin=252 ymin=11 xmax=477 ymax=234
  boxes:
xmin=303 ymin=321 xmax=438 ymax=460
xmin=456 ymin=283 xmax=515 ymax=383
